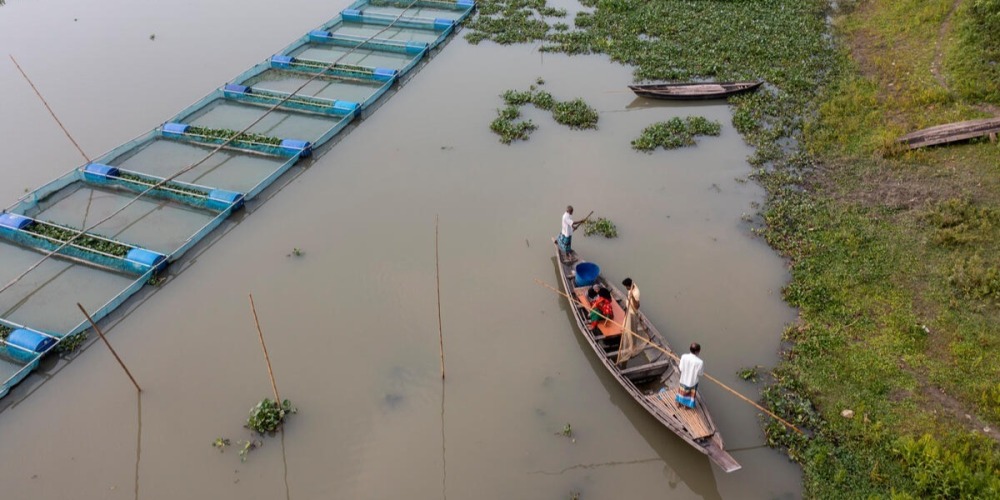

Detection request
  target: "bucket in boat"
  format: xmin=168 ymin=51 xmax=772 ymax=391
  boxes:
xmin=574 ymin=262 xmax=600 ymax=287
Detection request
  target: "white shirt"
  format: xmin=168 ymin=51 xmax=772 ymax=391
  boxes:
xmin=678 ymin=353 xmax=703 ymax=388
xmin=561 ymin=212 xmax=574 ymax=237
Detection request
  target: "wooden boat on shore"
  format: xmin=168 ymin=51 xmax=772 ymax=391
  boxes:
xmin=628 ymin=81 xmax=762 ymax=100
xmin=553 ymin=242 xmax=741 ymax=472
xmin=896 ymin=117 xmax=1000 ymax=150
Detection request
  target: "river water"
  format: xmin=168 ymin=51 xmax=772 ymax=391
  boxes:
xmin=0 ymin=0 xmax=802 ymax=498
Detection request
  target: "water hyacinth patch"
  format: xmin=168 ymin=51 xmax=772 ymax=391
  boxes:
xmin=491 ymin=83 xmax=599 ymax=143
xmin=465 ymin=0 xmax=566 ymax=45
xmin=583 ymin=217 xmax=617 ymax=238
xmin=186 ymin=126 xmax=283 ymax=147
xmin=246 ymin=398 xmax=297 ymax=434
xmin=631 ymin=116 xmax=721 ymax=152
xmin=116 ymin=172 xmax=207 ymax=198
xmin=24 ymin=221 xmax=131 ymax=257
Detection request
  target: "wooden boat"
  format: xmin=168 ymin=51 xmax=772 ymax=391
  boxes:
xmin=553 ymin=241 xmax=741 ymax=472
xmin=896 ymin=117 xmax=1000 ymax=150
xmin=628 ymin=81 xmax=762 ymax=100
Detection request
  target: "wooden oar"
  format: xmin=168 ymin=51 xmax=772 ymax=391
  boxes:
xmin=534 ymin=278 xmax=805 ymax=435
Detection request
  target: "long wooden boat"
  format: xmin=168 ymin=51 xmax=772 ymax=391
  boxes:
xmin=553 ymin=241 xmax=741 ymax=472
xmin=628 ymin=81 xmax=762 ymax=100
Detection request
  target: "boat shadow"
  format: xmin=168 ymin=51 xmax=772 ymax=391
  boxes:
xmin=625 ymin=97 xmax=726 ymax=111
xmin=550 ymin=257 xmax=724 ymax=499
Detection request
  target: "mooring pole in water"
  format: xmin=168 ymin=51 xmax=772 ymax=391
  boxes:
xmin=436 ymin=215 xmax=445 ymax=379
xmin=533 ymin=278 xmax=806 ymax=436
xmin=249 ymin=293 xmax=281 ymax=403
xmin=10 ymin=55 xmax=91 ymax=163
xmin=77 ymin=303 xmax=142 ymax=393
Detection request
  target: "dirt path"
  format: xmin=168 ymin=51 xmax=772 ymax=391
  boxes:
xmin=929 ymin=0 xmax=962 ymax=90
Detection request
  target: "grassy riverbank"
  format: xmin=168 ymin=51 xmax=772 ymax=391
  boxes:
xmin=467 ymin=0 xmax=1000 ymax=496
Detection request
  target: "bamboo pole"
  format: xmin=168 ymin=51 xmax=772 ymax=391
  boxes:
xmin=10 ymin=55 xmax=91 ymax=162
xmin=77 ymin=303 xmax=141 ymax=393
xmin=533 ymin=278 xmax=805 ymax=435
xmin=249 ymin=293 xmax=281 ymax=404
xmin=436 ymin=215 xmax=445 ymax=379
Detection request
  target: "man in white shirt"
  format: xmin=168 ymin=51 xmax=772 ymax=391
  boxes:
xmin=678 ymin=342 xmax=704 ymax=402
xmin=557 ymin=205 xmax=586 ymax=262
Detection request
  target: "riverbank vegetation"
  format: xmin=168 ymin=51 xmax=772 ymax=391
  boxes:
xmin=469 ymin=0 xmax=1000 ymax=496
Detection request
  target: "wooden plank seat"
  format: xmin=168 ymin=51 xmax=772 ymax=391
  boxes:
xmin=573 ymin=287 xmax=626 ymax=337
xmin=619 ymin=357 xmax=672 ymax=382
xmin=648 ymin=390 xmax=714 ymax=440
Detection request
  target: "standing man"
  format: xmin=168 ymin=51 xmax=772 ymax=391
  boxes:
xmin=676 ymin=343 xmax=704 ymax=409
xmin=558 ymin=205 xmax=587 ymax=262
xmin=617 ymin=277 xmax=644 ymax=364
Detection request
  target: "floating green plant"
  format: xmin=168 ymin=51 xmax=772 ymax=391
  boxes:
xmin=186 ymin=126 xmax=283 ymax=147
xmin=583 ymin=217 xmax=617 ymax=238
xmin=465 ymin=0 xmax=566 ymax=45
xmin=116 ymin=172 xmax=207 ymax=198
xmin=0 ymin=325 xmax=11 ymax=341
xmin=737 ymin=366 xmax=760 ymax=382
xmin=246 ymin=398 xmax=297 ymax=434
xmin=24 ymin=221 xmax=131 ymax=257
xmin=212 ymin=437 xmax=231 ymax=452
xmin=631 ymin=117 xmax=721 ymax=152
xmin=492 ymin=85 xmax=598 ymax=143
xmin=237 ymin=439 xmax=262 ymax=463
xmin=490 ymin=114 xmax=537 ymax=144
xmin=552 ymin=99 xmax=598 ymax=129
xmin=56 ymin=330 xmax=88 ymax=353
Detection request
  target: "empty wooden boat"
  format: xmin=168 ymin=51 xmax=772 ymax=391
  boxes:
xmin=629 ymin=81 xmax=762 ymax=100
xmin=896 ymin=117 xmax=1000 ymax=150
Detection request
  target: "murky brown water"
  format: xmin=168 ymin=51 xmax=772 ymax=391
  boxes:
xmin=1 ymin=0 xmax=802 ymax=498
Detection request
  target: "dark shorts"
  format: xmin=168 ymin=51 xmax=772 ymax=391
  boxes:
xmin=680 ymin=383 xmax=699 ymax=392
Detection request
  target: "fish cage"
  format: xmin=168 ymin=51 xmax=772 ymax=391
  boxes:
xmin=319 ymin=13 xmax=453 ymax=49
xmin=93 ymin=129 xmax=300 ymax=201
xmin=231 ymin=63 xmax=393 ymax=112
xmin=277 ymin=37 xmax=418 ymax=78
xmin=347 ymin=0 xmax=476 ymax=23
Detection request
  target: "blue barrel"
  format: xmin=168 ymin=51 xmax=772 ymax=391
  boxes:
xmin=574 ymin=262 xmax=600 ymax=287
xmin=5 ymin=329 xmax=56 ymax=362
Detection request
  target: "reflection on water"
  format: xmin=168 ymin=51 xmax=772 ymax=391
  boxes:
xmin=0 ymin=0 xmax=803 ymax=498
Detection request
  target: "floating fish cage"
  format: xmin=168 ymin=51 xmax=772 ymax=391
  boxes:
xmin=231 ymin=62 xmax=393 ymax=112
xmin=349 ymin=0 xmax=476 ymax=23
xmin=0 ymin=0 xmax=474 ymax=400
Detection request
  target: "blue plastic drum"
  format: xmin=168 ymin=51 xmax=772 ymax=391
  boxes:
xmin=574 ymin=262 xmax=601 ymax=287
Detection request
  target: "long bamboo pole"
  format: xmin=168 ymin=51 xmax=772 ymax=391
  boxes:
xmin=10 ymin=55 xmax=91 ymax=162
xmin=77 ymin=303 xmax=141 ymax=393
xmin=436 ymin=215 xmax=445 ymax=379
xmin=534 ymin=278 xmax=804 ymax=435
xmin=249 ymin=293 xmax=281 ymax=404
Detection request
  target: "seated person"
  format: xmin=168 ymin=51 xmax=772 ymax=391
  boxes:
xmin=588 ymin=288 xmax=614 ymax=331
xmin=586 ymin=285 xmax=599 ymax=304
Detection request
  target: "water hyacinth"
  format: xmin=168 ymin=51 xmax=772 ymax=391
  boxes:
xmin=631 ymin=116 xmax=721 ymax=152
xmin=246 ymin=398 xmax=297 ymax=434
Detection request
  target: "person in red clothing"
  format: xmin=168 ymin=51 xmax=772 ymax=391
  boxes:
xmin=588 ymin=288 xmax=614 ymax=332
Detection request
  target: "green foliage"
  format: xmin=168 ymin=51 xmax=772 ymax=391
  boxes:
xmin=582 ymin=217 xmax=617 ymax=238
xmin=237 ymin=439 xmax=262 ymax=462
xmin=56 ymin=330 xmax=88 ymax=353
xmin=551 ymin=99 xmax=599 ymax=129
xmin=895 ymin=433 xmax=1000 ymax=498
xmin=25 ymin=221 xmax=131 ymax=257
xmin=211 ymin=437 xmax=230 ymax=452
xmin=490 ymin=114 xmax=537 ymax=144
xmin=246 ymin=398 xmax=296 ymax=434
xmin=116 ymin=172 xmax=207 ymax=198
xmin=737 ymin=366 xmax=760 ymax=382
xmin=186 ymin=126 xmax=283 ymax=147
xmin=948 ymin=253 xmax=1000 ymax=304
xmin=464 ymin=0 xmax=565 ymax=45
xmin=0 ymin=325 xmax=11 ymax=341
xmin=923 ymin=198 xmax=996 ymax=247
xmin=492 ymin=85 xmax=597 ymax=143
xmin=631 ymin=116 xmax=721 ymax=152
xmin=947 ymin=0 xmax=1000 ymax=102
